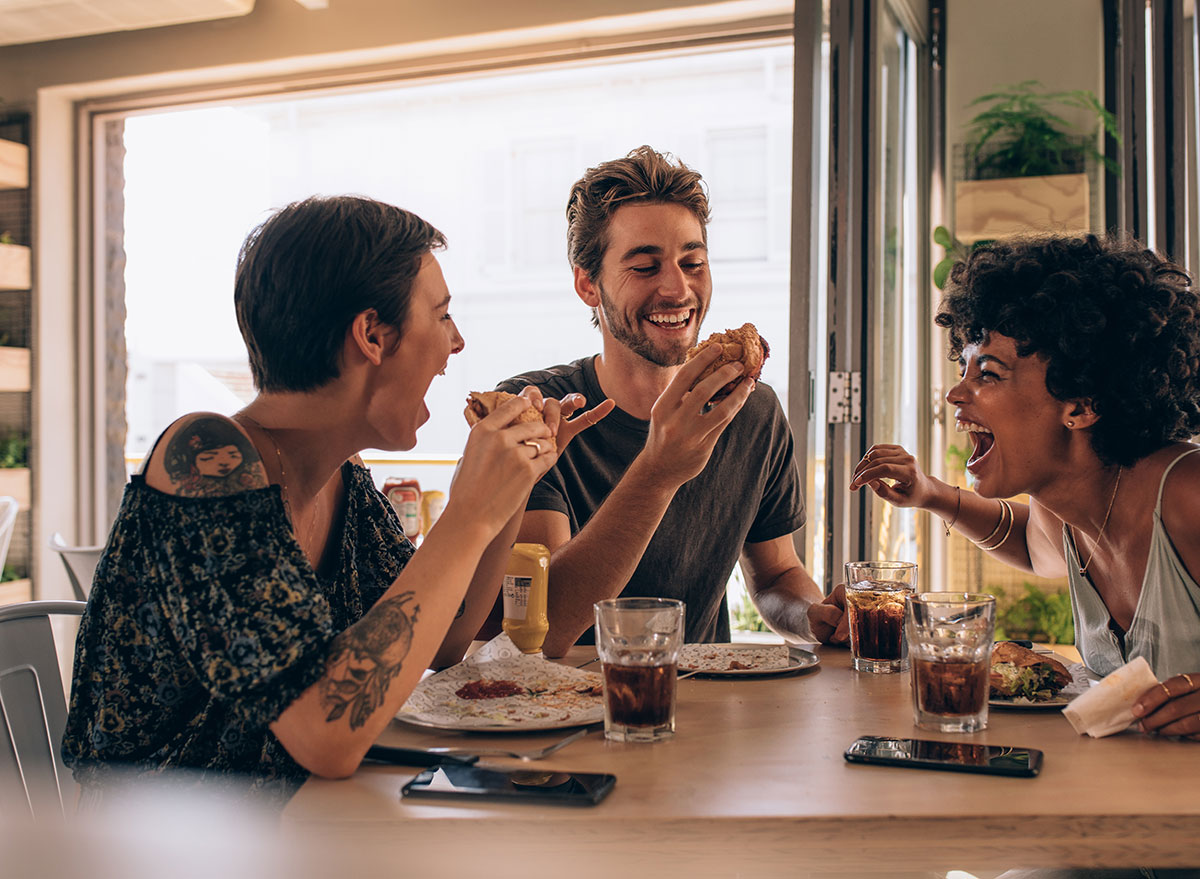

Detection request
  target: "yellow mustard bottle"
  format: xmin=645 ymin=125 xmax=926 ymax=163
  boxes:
xmin=502 ymin=543 xmax=550 ymax=654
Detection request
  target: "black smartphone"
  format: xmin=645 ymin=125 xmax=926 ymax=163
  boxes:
xmin=401 ymin=763 xmax=616 ymax=806
xmin=844 ymin=735 xmax=1042 ymax=777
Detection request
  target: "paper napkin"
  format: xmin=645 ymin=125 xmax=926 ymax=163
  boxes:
xmin=1062 ymin=655 xmax=1158 ymax=737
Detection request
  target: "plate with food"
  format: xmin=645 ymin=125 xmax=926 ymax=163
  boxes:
xmin=677 ymin=643 xmax=820 ymax=677
xmin=988 ymin=642 xmax=1090 ymax=709
xmin=397 ymin=634 xmax=603 ymax=732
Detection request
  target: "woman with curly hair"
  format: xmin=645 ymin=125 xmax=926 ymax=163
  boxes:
xmin=849 ymin=234 xmax=1200 ymax=742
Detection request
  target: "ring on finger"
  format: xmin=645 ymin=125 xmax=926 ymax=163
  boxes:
xmin=1181 ymin=673 xmax=1196 ymax=692
xmin=521 ymin=440 xmax=540 ymax=451
xmin=1160 ymin=681 xmax=1173 ymax=700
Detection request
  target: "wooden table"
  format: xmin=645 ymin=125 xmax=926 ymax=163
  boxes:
xmin=281 ymin=645 xmax=1200 ymax=878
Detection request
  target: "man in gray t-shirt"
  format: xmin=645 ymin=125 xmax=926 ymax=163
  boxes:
xmin=501 ymin=146 xmax=847 ymax=655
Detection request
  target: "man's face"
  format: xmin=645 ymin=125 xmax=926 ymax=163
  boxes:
xmin=586 ymin=202 xmax=711 ymax=367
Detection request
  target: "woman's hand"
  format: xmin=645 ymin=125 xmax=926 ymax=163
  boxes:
xmin=848 ymin=444 xmax=944 ymax=511
xmin=1132 ymin=672 xmax=1200 ymax=741
xmin=537 ymin=391 xmax=616 ymax=452
xmin=807 ymin=583 xmax=848 ymax=646
xmin=447 ymin=388 xmax=612 ymax=536
xmin=448 ymin=391 xmax=557 ymax=533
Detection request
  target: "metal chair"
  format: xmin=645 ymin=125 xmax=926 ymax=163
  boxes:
xmin=0 ymin=600 xmax=86 ymax=820
xmin=47 ymin=533 xmax=104 ymax=602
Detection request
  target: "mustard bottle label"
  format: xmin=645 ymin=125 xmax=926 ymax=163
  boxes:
xmin=503 ymin=574 xmax=532 ymax=621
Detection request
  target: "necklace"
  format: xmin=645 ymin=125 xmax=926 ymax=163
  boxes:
xmin=1073 ymin=466 xmax=1122 ymax=576
xmin=237 ymin=413 xmax=325 ymax=556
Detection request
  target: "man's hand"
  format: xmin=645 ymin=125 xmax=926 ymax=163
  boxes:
xmin=641 ymin=344 xmax=754 ymax=488
xmin=807 ymin=583 xmax=848 ymax=646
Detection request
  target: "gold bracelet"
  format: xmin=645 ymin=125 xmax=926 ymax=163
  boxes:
xmin=971 ymin=499 xmax=1008 ymax=548
xmin=974 ymin=499 xmax=1014 ymax=551
xmin=988 ymin=501 xmax=1016 ymax=551
xmin=942 ymin=485 xmax=962 ymax=537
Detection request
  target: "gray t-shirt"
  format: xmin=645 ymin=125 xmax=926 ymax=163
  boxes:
xmin=498 ymin=355 xmax=805 ymax=643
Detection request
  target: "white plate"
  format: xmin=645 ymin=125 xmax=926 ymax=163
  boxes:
xmin=989 ymin=659 xmax=1090 ymax=710
xmin=678 ymin=643 xmax=821 ymax=677
xmin=396 ymin=634 xmax=604 ymax=733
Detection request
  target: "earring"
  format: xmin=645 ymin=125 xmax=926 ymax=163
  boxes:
xmin=1067 ymin=420 xmax=1075 ymax=428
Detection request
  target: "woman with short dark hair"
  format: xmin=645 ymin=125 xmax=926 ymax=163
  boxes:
xmin=850 ymin=233 xmax=1200 ymax=741
xmin=63 ymin=195 xmax=611 ymax=803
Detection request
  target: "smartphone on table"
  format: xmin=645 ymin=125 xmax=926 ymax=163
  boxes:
xmin=844 ymin=735 xmax=1042 ymax=778
xmin=401 ymin=763 xmax=616 ymax=806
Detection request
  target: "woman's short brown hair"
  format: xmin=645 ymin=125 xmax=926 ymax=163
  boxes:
xmin=235 ymin=195 xmax=445 ymax=392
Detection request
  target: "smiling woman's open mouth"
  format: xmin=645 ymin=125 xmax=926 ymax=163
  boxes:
xmin=959 ymin=420 xmax=995 ymax=469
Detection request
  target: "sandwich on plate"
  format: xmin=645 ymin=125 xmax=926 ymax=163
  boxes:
xmin=989 ymin=641 xmax=1072 ymax=701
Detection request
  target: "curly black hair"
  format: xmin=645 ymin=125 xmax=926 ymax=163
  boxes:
xmin=938 ymin=234 xmax=1200 ymax=466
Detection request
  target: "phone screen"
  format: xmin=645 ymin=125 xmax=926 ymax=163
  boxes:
xmin=844 ymin=736 xmax=1042 ymax=777
xmin=401 ymin=763 xmax=616 ymax=806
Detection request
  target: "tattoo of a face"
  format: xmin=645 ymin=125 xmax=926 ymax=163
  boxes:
xmin=162 ymin=415 xmax=268 ymax=497
xmin=321 ymin=592 xmax=420 ymax=729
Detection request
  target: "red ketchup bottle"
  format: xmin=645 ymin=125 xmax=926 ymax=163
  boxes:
xmin=382 ymin=477 xmax=422 ymax=542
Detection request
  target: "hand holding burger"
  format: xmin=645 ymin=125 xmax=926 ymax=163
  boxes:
xmin=685 ymin=322 xmax=769 ymax=401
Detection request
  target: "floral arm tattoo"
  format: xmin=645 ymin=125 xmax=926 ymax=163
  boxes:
xmin=320 ymin=592 xmax=419 ymax=729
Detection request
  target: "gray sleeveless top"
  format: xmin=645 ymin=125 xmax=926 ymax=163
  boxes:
xmin=1062 ymin=447 xmax=1200 ymax=679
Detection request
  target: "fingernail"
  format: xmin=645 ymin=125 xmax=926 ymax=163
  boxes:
xmin=1131 ymin=703 xmax=1145 ymax=718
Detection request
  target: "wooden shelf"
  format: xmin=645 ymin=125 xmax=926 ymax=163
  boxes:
xmin=0 ymin=347 xmax=30 ymax=392
xmin=0 ymin=468 xmax=30 ymax=510
xmin=0 ymin=243 xmax=30 ymax=290
xmin=0 ymin=138 xmax=27 ymax=190
xmin=0 ymin=578 xmax=32 ymax=606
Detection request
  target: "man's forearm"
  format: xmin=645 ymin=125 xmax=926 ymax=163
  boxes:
xmin=540 ymin=458 xmax=681 ymax=656
xmin=749 ymin=567 xmax=824 ymax=644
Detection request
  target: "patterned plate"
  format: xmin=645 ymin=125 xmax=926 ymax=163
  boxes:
xmin=678 ymin=643 xmax=821 ymax=677
xmin=397 ymin=634 xmax=604 ymax=732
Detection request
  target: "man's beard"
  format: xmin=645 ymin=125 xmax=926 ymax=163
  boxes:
xmin=597 ymin=284 xmax=701 ymax=368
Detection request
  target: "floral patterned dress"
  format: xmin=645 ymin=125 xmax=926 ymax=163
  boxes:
xmin=62 ymin=461 xmax=413 ymax=806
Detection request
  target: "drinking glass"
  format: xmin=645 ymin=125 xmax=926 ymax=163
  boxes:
xmin=593 ymin=598 xmax=685 ymax=743
xmin=843 ymin=561 xmax=917 ymax=673
xmin=907 ymin=592 xmax=997 ymax=733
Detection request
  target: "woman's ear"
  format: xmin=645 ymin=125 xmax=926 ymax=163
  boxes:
xmin=348 ymin=309 xmax=394 ymax=367
xmin=1064 ymin=400 xmax=1099 ymax=430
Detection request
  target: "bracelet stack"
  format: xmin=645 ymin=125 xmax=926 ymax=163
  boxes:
xmin=971 ymin=498 xmax=1014 ymax=551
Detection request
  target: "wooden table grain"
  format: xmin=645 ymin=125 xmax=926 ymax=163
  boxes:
xmin=281 ymin=645 xmax=1200 ymax=878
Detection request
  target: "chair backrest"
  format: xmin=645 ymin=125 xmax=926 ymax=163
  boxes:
xmin=48 ymin=533 xmax=104 ymax=603
xmin=0 ymin=496 xmax=19 ymax=575
xmin=0 ymin=600 xmax=86 ymax=820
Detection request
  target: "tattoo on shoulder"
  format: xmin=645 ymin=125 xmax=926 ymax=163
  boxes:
xmin=321 ymin=592 xmax=420 ymax=729
xmin=161 ymin=415 xmax=268 ymax=497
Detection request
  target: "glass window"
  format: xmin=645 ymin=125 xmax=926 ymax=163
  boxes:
xmin=122 ymin=44 xmax=795 ymax=503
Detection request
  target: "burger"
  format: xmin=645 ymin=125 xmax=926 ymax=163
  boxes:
xmin=989 ymin=641 xmax=1072 ymax=701
xmin=685 ymin=322 xmax=769 ymax=400
xmin=463 ymin=390 xmax=544 ymax=427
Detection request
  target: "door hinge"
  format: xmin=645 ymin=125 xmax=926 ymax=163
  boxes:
xmin=827 ymin=371 xmax=862 ymax=424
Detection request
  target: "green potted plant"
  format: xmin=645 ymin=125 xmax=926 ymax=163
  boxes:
xmin=0 ymin=431 xmax=29 ymax=510
xmin=954 ymin=80 xmax=1119 ymax=243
